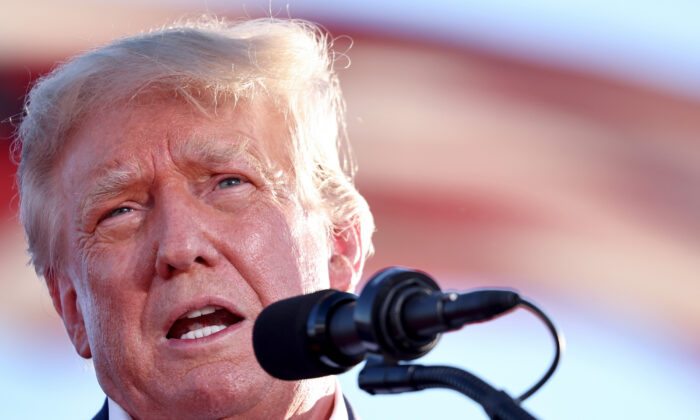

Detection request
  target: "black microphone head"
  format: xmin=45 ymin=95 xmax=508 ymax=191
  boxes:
xmin=253 ymin=289 xmax=353 ymax=380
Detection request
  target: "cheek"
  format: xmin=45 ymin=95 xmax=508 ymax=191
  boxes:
xmin=239 ymin=208 xmax=305 ymax=304
xmin=295 ymin=211 xmax=332 ymax=293
xmin=75 ymin=234 xmax=154 ymax=341
xmin=78 ymin=223 xmax=154 ymax=287
xmin=236 ymin=202 xmax=331 ymax=303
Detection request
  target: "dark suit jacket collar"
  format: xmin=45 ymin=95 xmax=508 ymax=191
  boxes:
xmin=92 ymin=399 xmax=108 ymax=420
xmin=344 ymin=394 xmax=358 ymax=420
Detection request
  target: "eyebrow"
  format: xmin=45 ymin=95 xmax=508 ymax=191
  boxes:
xmin=77 ymin=160 xmax=147 ymax=224
xmin=172 ymin=134 xmax=252 ymax=169
xmin=172 ymin=134 xmax=282 ymax=185
xmin=76 ymin=135 xmax=278 ymax=223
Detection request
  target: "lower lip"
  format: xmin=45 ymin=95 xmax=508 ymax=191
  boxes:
xmin=164 ymin=320 xmax=248 ymax=349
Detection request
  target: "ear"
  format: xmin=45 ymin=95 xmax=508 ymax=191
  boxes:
xmin=45 ymin=268 xmax=92 ymax=359
xmin=328 ymin=223 xmax=364 ymax=293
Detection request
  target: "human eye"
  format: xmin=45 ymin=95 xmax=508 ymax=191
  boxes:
xmin=103 ymin=206 xmax=134 ymax=221
xmin=216 ymin=176 xmax=245 ymax=190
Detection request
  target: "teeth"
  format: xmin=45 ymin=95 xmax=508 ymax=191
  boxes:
xmin=183 ymin=305 xmax=220 ymax=319
xmin=179 ymin=325 xmax=227 ymax=340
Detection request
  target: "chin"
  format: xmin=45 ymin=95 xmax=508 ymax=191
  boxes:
xmin=153 ymin=362 xmax=277 ymax=420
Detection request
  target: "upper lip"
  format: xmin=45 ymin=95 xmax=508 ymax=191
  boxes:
xmin=162 ymin=296 xmax=246 ymax=338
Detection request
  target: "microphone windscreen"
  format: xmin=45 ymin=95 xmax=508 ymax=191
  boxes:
xmin=253 ymin=289 xmax=347 ymax=380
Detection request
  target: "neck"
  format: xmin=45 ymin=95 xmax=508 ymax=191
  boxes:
xmin=285 ymin=378 xmax=337 ymax=420
xmin=227 ymin=376 xmax=337 ymax=420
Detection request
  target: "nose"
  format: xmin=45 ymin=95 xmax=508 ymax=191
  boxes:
xmin=154 ymin=187 xmax=218 ymax=279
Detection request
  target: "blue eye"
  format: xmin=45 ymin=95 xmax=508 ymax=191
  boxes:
xmin=217 ymin=177 xmax=242 ymax=189
xmin=108 ymin=207 xmax=133 ymax=218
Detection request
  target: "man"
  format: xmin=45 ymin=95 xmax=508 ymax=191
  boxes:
xmin=15 ymin=18 xmax=374 ymax=419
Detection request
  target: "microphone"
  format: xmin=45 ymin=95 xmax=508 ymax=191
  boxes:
xmin=253 ymin=267 xmax=521 ymax=381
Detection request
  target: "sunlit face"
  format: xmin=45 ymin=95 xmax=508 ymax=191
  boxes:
xmin=54 ymin=99 xmax=340 ymax=419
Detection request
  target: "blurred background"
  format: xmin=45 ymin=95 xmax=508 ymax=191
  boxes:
xmin=1 ymin=0 xmax=699 ymax=418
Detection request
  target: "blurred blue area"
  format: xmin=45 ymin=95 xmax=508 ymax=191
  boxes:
xmin=294 ymin=0 xmax=700 ymax=100
xmin=185 ymin=0 xmax=700 ymax=100
xmin=2 ymin=296 xmax=699 ymax=419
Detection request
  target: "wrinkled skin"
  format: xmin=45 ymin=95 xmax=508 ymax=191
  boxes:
xmin=47 ymin=99 xmax=362 ymax=419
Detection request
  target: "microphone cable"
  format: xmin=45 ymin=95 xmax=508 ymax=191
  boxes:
xmin=514 ymin=297 xmax=565 ymax=402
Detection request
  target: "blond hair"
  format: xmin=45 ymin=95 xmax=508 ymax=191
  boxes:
xmin=14 ymin=17 xmax=374 ymax=277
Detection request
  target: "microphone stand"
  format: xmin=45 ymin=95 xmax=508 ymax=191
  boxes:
xmin=345 ymin=267 xmax=563 ymax=420
xmin=358 ymin=355 xmax=537 ymax=420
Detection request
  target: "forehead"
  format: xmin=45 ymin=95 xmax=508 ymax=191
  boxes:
xmin=59 ymin=98 xmax=290 ymax=185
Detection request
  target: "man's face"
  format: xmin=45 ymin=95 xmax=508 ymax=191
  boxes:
xmin=52 ymin=99 xmax=346 ymax=419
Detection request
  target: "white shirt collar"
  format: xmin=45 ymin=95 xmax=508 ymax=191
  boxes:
xmin=328 ymin=377 xmax=350 ymax=420
xmin=107 ymin=397 xmax=132 ymax=420
xmin=107 ymin=379 xmax=349 ymax=420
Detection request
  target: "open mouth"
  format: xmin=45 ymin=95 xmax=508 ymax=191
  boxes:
xmin=167 ymin=305 xmax=243 ymax=340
